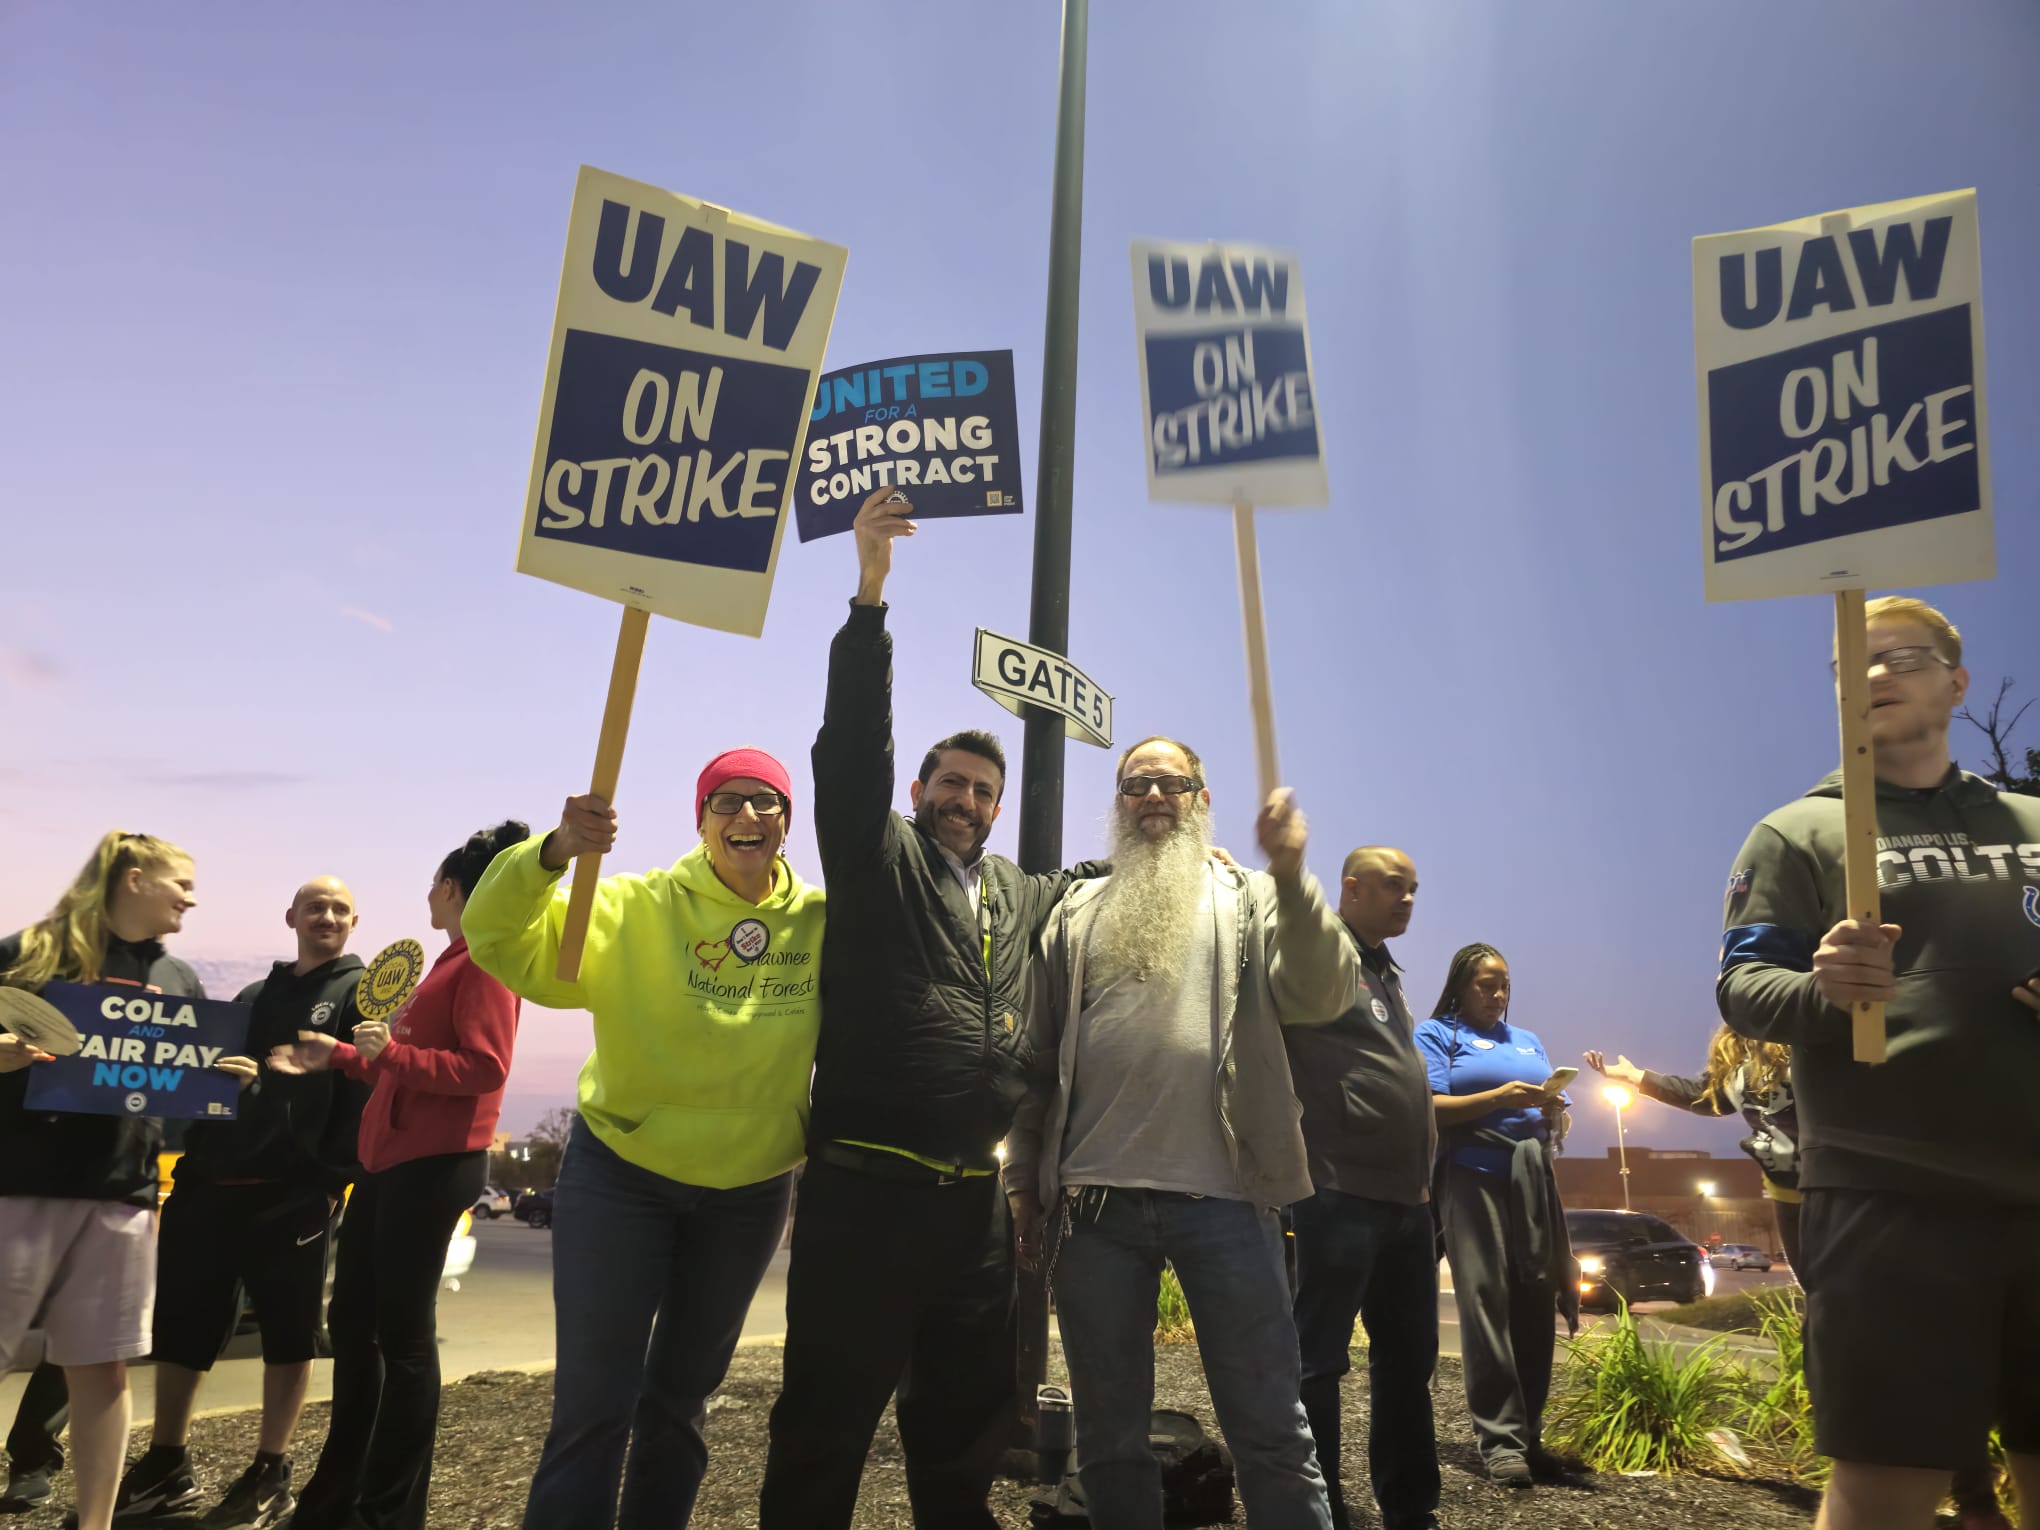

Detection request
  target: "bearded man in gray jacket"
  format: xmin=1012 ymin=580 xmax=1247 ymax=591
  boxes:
xmin=1004 ymin=736 xmax=1357 ymax=1530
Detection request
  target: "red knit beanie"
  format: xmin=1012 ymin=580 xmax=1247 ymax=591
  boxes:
xmin=695 ymin=747 xmax=794 ymax=824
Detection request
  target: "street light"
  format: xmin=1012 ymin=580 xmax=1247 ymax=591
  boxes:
xmin=1602 ymin=1084 xmax=1633 ymax=1210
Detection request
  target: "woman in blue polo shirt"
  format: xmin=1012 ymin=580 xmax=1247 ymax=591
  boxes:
xmin=1414 ymin=943 xmax=1573 ymax=1489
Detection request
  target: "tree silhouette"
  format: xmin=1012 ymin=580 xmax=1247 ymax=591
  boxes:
xmin=1958 ymin=677 xmax=2040 ymax=796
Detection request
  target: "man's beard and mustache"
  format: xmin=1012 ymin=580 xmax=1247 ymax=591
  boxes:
xmin=1088 ymin=796 xmax=1213 ymax=986
xmin=915 ymin=797 xmax=991 ymax=860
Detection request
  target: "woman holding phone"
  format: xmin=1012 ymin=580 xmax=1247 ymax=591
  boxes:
xmin=1413 ymin=943 xmax=1575 ymax=1488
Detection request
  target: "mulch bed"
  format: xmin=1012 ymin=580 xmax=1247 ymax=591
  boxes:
xmin=3 ymin=1344 xmax=1820 ymax=1528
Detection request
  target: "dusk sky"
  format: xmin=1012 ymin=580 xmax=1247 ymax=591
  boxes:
xmin=4 ymin=3 xmax=2034 ymax=1155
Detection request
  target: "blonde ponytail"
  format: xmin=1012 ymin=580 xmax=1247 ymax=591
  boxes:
xmin=1 ymin=831 xmax=190 ymax=990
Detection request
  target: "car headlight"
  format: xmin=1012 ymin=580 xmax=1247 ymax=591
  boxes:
xmin=1701 ymin=1260 xmax=1716 ymax=1296
xmin=1578 ymin=1255 xmax=1604 ymax=1276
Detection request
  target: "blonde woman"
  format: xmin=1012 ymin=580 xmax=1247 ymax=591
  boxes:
xmin=0 ymin=832 xmax=254 ymax=1530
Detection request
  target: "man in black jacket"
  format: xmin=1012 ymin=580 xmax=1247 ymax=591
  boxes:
xmin=110 ymin=878 xmax=369 ymax=1529
xmin=759 ymin=489 xmax=1106 ymax=1530
xmin=1283 ymin=846 xmax=1443 ymax=1530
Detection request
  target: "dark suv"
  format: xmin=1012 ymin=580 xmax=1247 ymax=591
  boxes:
xmin=1565 ymin=1208 xmax=1711 ymax=1311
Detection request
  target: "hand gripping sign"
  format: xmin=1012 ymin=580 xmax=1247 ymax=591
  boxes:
xmin=1131 ymin=239 xmax=1328 ymax=801
xmin=1694 ymin=189 xmax=1993 ymax=1062
xmin=519 ymin=168 xmax=846 ymax=977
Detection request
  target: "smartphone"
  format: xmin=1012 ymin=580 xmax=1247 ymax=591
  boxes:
xmin=1541 ymin=1065 xmax=1579 ymax=1095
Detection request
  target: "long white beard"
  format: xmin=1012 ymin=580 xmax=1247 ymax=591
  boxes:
xmin=1087 ymin=801 xmax=1213 ymax=986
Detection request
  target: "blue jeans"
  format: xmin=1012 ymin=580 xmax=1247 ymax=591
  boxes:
xmin=1053 ymin=1188 xmax=1332 ymax=1530
xmin=1291 ymin=1190 xmax=1440 ymax=1530
xmin=522 ymin=1117 xmax=792 ymax=1530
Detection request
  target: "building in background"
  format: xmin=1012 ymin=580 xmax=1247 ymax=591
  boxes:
xmin=1554 ymin=1147 xmax=1774 ymax=1250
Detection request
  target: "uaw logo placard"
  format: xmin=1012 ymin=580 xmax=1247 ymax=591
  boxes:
xmin=356 ymin=939 xmax=426 ymax=1022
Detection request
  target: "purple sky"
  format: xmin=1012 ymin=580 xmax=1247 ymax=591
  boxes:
xmin=4 ymin=3 xmax=2034 ymax=1152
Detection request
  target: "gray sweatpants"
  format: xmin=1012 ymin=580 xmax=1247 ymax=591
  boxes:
xmin=1438 ymin=1163 xmax=1556 ymax=1464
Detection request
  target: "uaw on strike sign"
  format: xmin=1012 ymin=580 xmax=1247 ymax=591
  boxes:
xmin=1131 ymin=239 xmax=1326 ymax=507
xmin=1694 ymin=189 xmax=1991 ymax=602
xmin=520 ymin=167 xmax=847 ymax=636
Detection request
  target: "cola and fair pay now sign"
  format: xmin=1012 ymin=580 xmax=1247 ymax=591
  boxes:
xmin=1694 ymin=188 xmax=1992 ymax=602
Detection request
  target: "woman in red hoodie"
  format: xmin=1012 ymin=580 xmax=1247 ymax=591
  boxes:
xmin=269 ymin=819 xmax=525 ymax=1530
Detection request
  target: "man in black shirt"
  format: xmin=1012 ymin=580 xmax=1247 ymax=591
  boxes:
xmin=112 ymin=879 xmax=368 ymax=1528
xmin=1283 ymin=846 xmax=1443 ymax=1530
xmin=758 ymin=490 xmax=1105 ymax=1530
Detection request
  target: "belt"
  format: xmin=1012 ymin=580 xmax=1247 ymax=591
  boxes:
xmin=810 ymin=1141 xmax=984 ymax=1187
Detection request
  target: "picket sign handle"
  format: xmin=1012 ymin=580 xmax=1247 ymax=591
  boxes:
xmin=1832 ymin=588 xmax=1887 ymax=1064
xmin=1232 ymin=504 xmax=1281 ymax=804
xmin=556 ymin=605 xmax=651 ymax=982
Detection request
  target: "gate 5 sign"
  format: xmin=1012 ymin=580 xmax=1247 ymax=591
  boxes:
xmin=1131 ymin=239 xmax=1326 ymax=507
xmin=24 ymin=983 xmax=252 ymax=1122
xmin=971 ymin=630 xmax=1112 ymax=749
xmin=1694 ymin=189 xmax=1991 ymax=602
xmin=520 ymin=166 xmax=847 ymax=636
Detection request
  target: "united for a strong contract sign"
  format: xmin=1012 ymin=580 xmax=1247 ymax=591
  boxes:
xmin=1693 ymin=189 xmax=1992 ymax=602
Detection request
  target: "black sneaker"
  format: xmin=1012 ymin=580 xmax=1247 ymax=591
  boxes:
xmin=109 ymin=1447 xmax=201 ymax=1522
xmin=2 ymin=1464 xmax=54 ymax=1510
xmin=1486 ymin=1452 xmax=1534 ymax=1488
xmin=199 ymin=1458 xmax=295 ymax=1530
xmin=1526 ymin=1445 xmax=1574 ymax=1481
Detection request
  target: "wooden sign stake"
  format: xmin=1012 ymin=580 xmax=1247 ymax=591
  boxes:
xmin=557 ymin=605 xmax=650 ymax=982
xmin=1232 ymin=503 xmax=1281 ymax=803
xmin=1832 ymin=588 xmax=1887 ymax=1064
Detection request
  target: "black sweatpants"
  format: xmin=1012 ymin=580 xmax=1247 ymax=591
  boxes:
xmin=292 ymin=1151 xmax=485 ymax=1530
xmin=758 ymin=1156 xmax=1012 ymax=1530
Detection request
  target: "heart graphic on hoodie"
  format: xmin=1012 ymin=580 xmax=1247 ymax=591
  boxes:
xmin=694 ymin=939 xmax=732 ymax=972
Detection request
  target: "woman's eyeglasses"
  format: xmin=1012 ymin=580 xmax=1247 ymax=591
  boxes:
xmin=705 ymin=792 xmax=787 ymax=816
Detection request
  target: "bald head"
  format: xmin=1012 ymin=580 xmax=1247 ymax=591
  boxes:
xmin=1339 ymin=846 xmax=1416 ymax=946
xmin=287 ymin=876 xmax=358 ymax=971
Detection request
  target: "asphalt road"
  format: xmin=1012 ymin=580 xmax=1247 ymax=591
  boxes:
xmin=1 ymin=1224 xmax=1786 ymax=1428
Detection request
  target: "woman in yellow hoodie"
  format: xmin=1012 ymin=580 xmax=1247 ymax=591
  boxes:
xmin=462 ymin=748 xmax=823 ymax=1530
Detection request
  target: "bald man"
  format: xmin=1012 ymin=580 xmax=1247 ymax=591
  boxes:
xmin=1281 ymin=847 xmax=1442 ymax=1530
xmin=111 ymin=878 xmax=370 ymax=1528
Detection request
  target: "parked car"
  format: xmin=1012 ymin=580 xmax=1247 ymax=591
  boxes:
xmin=473 ymin=1186 xmax=513 ymax=1220
xmin=1566 ymin=1208 xmax=1714 ymax=1311
xmin=514 ymin=1188 xmax=555 ymax=1229
xmin=1709 ymin=1242 xmax=1774 ymax=1271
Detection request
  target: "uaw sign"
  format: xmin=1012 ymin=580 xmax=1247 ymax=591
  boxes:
xmin=519 ymin=166 xmax=847 ymax=636
xmin=24 ymin=983 xmax=250 ymax=1122
xmin=1131 ymin=239 xmax=1327 ymax=507
xmin=1694 ymin=189 xmax=1991 ymax=602
xmin=971 ymin=630 xmax=1112 ymax=749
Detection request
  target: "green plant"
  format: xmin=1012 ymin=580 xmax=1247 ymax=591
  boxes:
xmin=1155 ymin=1264 xmax=1194 ymax=1343
xmin=1739 ymin=1287 xmax=1826 ymax=1487
xmin=1548 ymin=1301 xmax=1751 ymax=1475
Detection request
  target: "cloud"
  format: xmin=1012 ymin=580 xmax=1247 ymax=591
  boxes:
xmin=155 ymin=770 xmax=312 ymax=790
xmin=341 ymin=607 xmax=395 ymax=634
xmin=0 ymin=647 xmax=64 ymax=690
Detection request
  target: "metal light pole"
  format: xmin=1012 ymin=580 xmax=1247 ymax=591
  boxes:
xmin=1603 ymin=1084 xmax=1633 ymax=1211
xmin=1014 ymin=0 xmax=1088 ymax=1459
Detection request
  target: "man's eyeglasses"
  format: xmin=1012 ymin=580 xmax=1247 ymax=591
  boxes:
xmin=1117 ymin=774 xmax=1203 ymax=798
xmin=705 ymin=791 xmax=787 ymax=817
xmin=1829 ymin=645 xmax=1953 ymax=679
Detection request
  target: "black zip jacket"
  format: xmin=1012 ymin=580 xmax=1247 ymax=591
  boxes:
xmin=1282 ymin=929 xmax=1437 ymax=1205
xmin=1718 ymin=767 xmax=2040 ymax=1206
xmin=173 ymin=955 xmax=368 ymax=1200
xmin=0 ymin=931 xmax=206 ymax=1208
xmin=808 ymin=602 xmax=1105 ymax=1171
